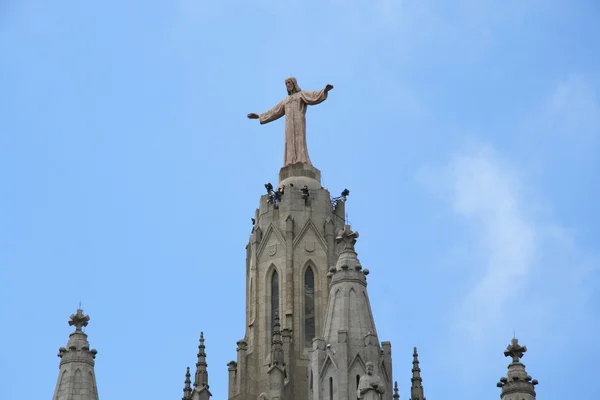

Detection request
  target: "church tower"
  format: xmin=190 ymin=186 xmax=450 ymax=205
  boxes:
xmin=227 ymin=77 xmax=393 ymax=400
xmin=51 ymin=308 xmax=100 ymax=400
xmin=227 ymin=161 xmax=348 ymax=400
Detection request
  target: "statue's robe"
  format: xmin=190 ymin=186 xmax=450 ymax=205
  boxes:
xmin=259 ymin=88 xmax=328 ymax=166
xmin=356 ymin=373 xmax=386 ymax=400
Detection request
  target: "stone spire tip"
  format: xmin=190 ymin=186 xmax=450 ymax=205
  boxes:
xmin=336 ymin=225 xmax=359 ymax=251
xmin=410 ymin=346 xmax=425 ymax=400
xmin=393 ymin=381 xmax=400 ymax=400
xmin=498 ymin=338 xmax=538 ymax=398
xmin=504 ymin=337 xmax=527 ymax=363
xmin=194 ymin=332 xmax=209 ymax=389
xmin=183 ymin=366 xmax=192 ymax=400
xmin=68 ymin=308 xmax=90 ymax=332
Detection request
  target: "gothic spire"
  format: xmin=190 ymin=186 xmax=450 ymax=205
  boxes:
xmin=182 ymin=367 xmax=192 ymax=400
xmin=270 ymin=312 xmax=285 ymax=367
xmin=194 ymin=332 xmax=209 ymax=389
xmin=410 ymin=347 xmax=425 ymax=400
xmin=52 ymin=308 xmax=99 ymax=400
xmin=322 ymin=225 xmax=379 ymax=345
xmin=497 ymin=338 xmax=538 ymax=400
xmin=393 ymin=381 xmax=400 ymax=400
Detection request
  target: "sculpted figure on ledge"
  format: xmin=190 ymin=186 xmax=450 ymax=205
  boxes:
xmin=247 ymin=77 xmax=333 ymax=167
xmin=357 ymin=362 xmax=386 ymax=400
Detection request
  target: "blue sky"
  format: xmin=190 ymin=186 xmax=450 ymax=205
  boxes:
xmin=1 ymin=0 xmax=599 ymax=399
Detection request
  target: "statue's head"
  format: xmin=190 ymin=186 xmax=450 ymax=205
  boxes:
xmin=285 ymin=77 xmax=301 ymax=95
xmin=366 ymin=362 xmax=374 ymax=375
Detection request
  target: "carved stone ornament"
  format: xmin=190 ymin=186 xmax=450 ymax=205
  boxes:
xmin=357 ymin=362 xmax=386 ymax=400
xmin=268 ymin=244 xmax=277 ymax=257
xmin=305 ymin=241 xmax=315 ymax=253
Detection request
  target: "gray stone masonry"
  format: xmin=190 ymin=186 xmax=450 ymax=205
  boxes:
xmin=228 ymin=163 xmax=347 ymax=400
xmin=409 ymin=347 xmax=425 ymax=400
xmin=309 ymin=225 xmax=393 ymax=400
xmin=52 ymin=309 xmax=99 ymax=400
xmin=497 ymin=338 xmax=538 ymax=400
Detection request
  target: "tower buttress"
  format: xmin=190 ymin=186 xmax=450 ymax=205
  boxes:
xmin=497 ymin=338 xmax=538 ymax=400
xmin=52 ymin=309 xmax=100 ymax=400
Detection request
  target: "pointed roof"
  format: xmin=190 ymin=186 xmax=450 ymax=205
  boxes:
xmin=52 ymin=308 xmax=99 ymax=400
xmin=322 ymin=225 xmax=378 ymax=347
xmin=497 ymin=338 xmax=538 ymax=398
xmin=410 ymin=347 xmax=425 ymax=400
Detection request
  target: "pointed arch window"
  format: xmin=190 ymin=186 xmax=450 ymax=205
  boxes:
xmin=304 ymin=267 xmax=315 ymax=346
xmin=271 ymin=270 xmax=279 ymax=325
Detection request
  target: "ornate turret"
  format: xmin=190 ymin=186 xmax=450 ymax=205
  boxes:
xmin=497 ymin=338 xmax=538 ymax=400
xmin=410 ymin=347 xmax=425 ymax=400
xmin=191 ymin=332 xmax=211 ymax=400
xmin=310 ymin=225 xmax=393 ymax=400
xmin=52 ymin=309 xmax=99 ymax=400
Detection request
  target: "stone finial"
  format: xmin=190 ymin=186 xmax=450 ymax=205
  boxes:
xmin=53 ymin=309 xmax=99 ymax=400
xmin=410 ymin=347 xmax=425 ymax=400
xmin=393 ymin=381 xmax=400 ymax=400
xmin=270 ymin=312 xmax=284 ymax=366
xmin=504 ymin=337 xmax=527 ymax=363
xmin=497 ymin=338 xmax=538 ymax=398
xmin=68 ymin=309 xmax=90 ymax=332
xmin=194 ymin=332 xmax=209 ymax=389
xmin=336 ymin=225 xmax=359 ymax=251
xmin=183 ymin=367 xmax=192 ymax=400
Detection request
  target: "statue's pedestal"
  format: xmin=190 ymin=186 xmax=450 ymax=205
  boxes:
xmin=279 ymin=163 xmax=322 ymax=190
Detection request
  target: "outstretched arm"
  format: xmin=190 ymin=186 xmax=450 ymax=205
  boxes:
xmin=248 ymin=100 xmax=285 ymax=124
xmin=300 ymin=84 xmax=334 ymax=106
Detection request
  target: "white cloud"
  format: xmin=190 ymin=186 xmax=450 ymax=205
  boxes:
xmin=442 ymin=146 xmax=537 ymax=340
xmin=547 ymin=75 xmax=600 ymax=139
xmin=418 ymin=143 xmax=598 ymax=349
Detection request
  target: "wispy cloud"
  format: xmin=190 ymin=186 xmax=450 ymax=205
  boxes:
xmin=546 ymin=75 xmax=600 ymax=140
xmin=418 ymin=143 xmax=598 ymax=349
xmin=431 ymin=145 xmax=537 ymax=340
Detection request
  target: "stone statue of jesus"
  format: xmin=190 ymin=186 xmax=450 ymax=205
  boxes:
xmin=247 ymin=77 xmax=333 ymax=167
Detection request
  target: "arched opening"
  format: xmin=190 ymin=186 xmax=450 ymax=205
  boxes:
xmin=356 ymin=374 xmax=360 ymax=390
xmin=271 ymin=270 xmax=279 ymax=325
xmin=329 ymin=377 xmax=333 ymax=400
xmin=304 ymin=267 xmax=315 ymax=346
